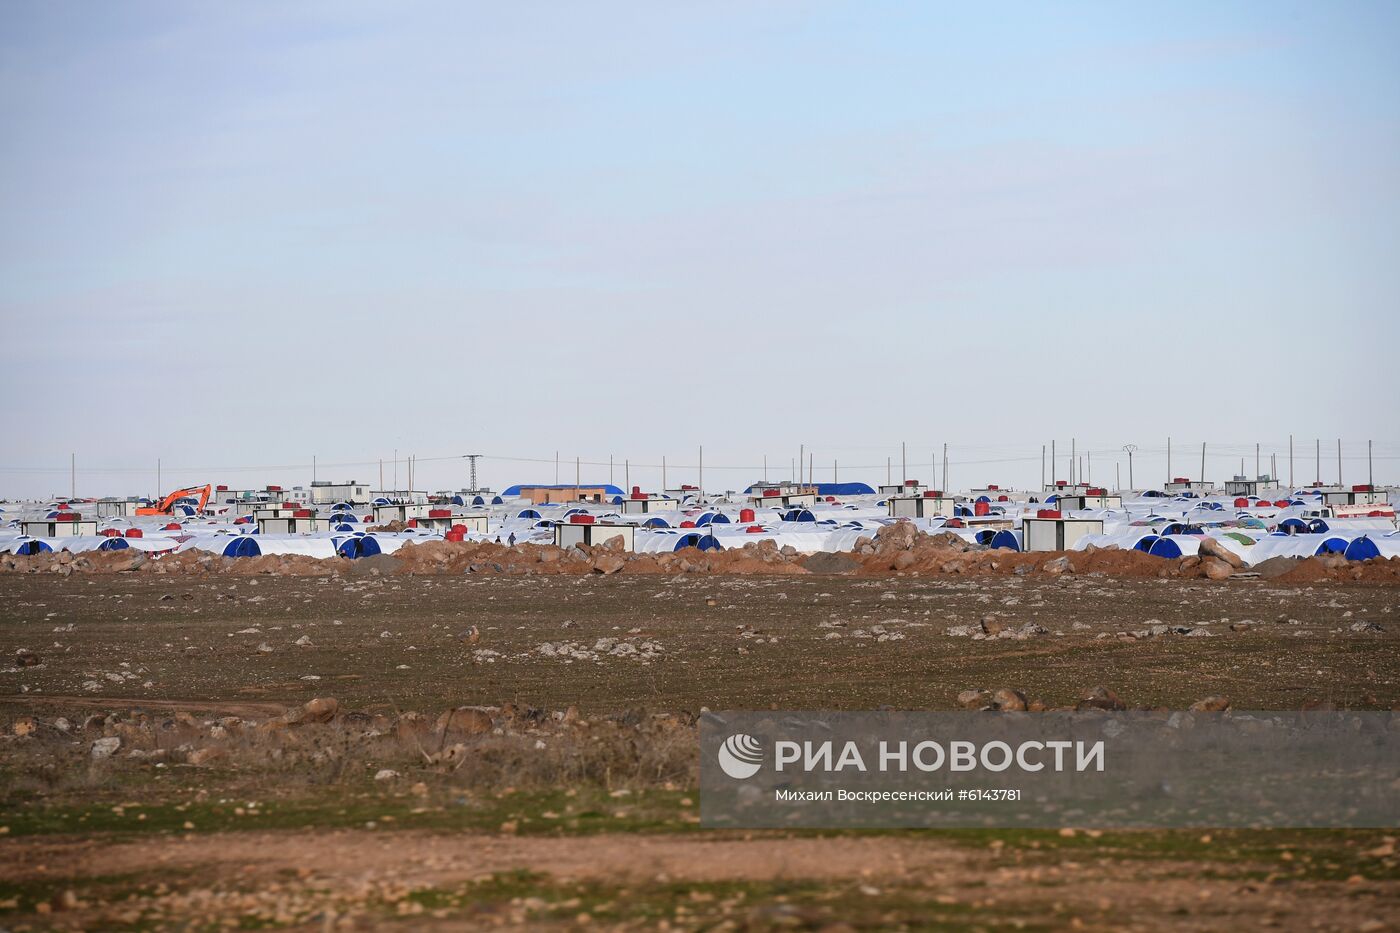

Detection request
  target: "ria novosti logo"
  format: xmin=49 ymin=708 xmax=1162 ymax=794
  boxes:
xmin=717 ymin=733 xmax=764 ymax=779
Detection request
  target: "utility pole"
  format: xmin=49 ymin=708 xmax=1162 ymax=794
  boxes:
xmin=1167 ymin=436 xmax=1172 ymax=482
xmin=1200 ymin=441 xmax=1206 ymax=483
xmin=157 ymin=458 xmax=161 ymax=499
xmin=800 ymin=445 xmax=805 ymax=487
xmin=886 ymin=456 xmax=891 ymax=486
xmin=1255 ymin=443 xmax=1260 ymax=481
xmin=70 ymin=453 xmax=75 ymax=500
xmin=554 ymin=450 xmax=559 ymax=485
xmin=1368 ymin=439 xmax=1374 ymax=489
xmin=466 ymin=454 xmax=481 ymax=491
xmin=942 ymin=443 xmax=948 ymax=492
xmin=1116 ymin=462 xmax=1120 ymax=492
xmin=833 ymin=459 xmax=838 ymax=483
xmin=901 ymin=442 xmax=907 ymax=483
xmin=764 ymin=454 xmax=768 ymax=483
xmin=575 ymin=456 xmax=580 ymax=501
xmin=1289 ymin=434 xmax=1294 ymax=488
xmin=625 ymin=459 xmax=630 ymax=490
xmin=313 ymin=454 xmax=317 ymax=484
xmin=808 ymin=452 xmax=813 ymax=486
xmin=1123 ymin=445 xmax=1137 ymax=491
xmin=1051 ymin=440 xmax=1056 ymax=486
xmin=1316 ymin=438 xmax=1321 ymax=485
xmin=663 ymin=455 xmax=667 ymax=491
xmin=1337 ymin=439 xmax=1342 ymax=486
xmin=1087 ymin=451 xmax=1092 ymax=485
xmin=1041 ymin=444 xmax=1046 ymax=490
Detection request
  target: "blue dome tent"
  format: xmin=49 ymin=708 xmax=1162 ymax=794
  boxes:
xmin=673 ymin=532 xmax=721 ymax=551
xmin=1315 ymin=536 xmax=1349 ymax=555
xmin=1344 ymin=537 xmax=1381 ymax=561
xmin=990 ymin=529 xmax=1021 ymax=551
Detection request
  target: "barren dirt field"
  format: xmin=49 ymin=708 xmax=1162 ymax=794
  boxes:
xmin=3 ymin=571 xmax=1398 ymax=930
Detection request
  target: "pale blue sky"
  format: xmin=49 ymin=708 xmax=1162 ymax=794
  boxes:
xmin=2 ymin=2 xmax=1398 ymax=496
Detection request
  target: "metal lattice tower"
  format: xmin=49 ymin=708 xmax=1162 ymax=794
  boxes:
xmin=465 ymin=454 xmax=482 ymax=492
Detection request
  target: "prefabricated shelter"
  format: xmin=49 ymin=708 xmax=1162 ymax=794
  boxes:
xmin=1322 ymin=486 xmax=1389 ymax=507
xmin=308 ymin=480 xmax=370 ymax=505
xmin=1054 ymin=491 xmax=1123 ymax=510
xmin=372 ymin=502 xmax=433 ymax=524
xmin=255 ymin=511 xmax=324 ymax=534
xmin=553 ymin=519 xmax=636 ymax=552
xmin=22 ymin=517 xmax=98 ymax=537
xmin=749 ymin=487 xmax=818 ymax=509
xmin=93 ymin=498 xmax=141 ymax=518
xmin=1224 ymin=478 xmax=1264 ymax=497
xmin=514 ymin=484 xmax=619 ymax=505
xmin=251 ymin=505 xmax=318 ymax=525
xmin=413 ymin=510 xmax=489 ymax=534
xmin=1044 ymin=482 xmax=1091 ymax=495
xmin=1021 ymin=514 xmax=1105 ymax=551
xmin=878 ymin=480 xmax=928 ymax=497
xmin=887 ymin=493 xmax=955 ymax=519
xmin=748 ymin=482 xmax=819 ymax=502
xmin=1164 ymin=478 xmax=1213 ymax=494
xmin=618 ymin=496 xmax=679 ymax=515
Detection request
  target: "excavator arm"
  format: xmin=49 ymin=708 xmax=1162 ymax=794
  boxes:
xmin=136 ymin=484 xmax=212 ymax=516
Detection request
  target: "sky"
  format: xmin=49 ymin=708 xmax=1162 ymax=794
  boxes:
xmin=2 ymin=1 xmax=1398 ymax=498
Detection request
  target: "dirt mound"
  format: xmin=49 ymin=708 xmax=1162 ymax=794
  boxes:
xmin=802 ymin=552 xmax=861 ymax=574
xmin=4 ymin=528 xmax=1397 ymax=585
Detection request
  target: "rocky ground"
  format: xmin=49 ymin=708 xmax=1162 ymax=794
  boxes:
xmin=2 ymin=557 xmax=1398 ymax=930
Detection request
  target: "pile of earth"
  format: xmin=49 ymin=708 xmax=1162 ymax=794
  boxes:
xmin=3 ymin=523 xmax=1397 ymax=583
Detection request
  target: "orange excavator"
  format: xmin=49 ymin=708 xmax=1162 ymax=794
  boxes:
xmin=136 ymin=484 xmax=213 ymax=516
